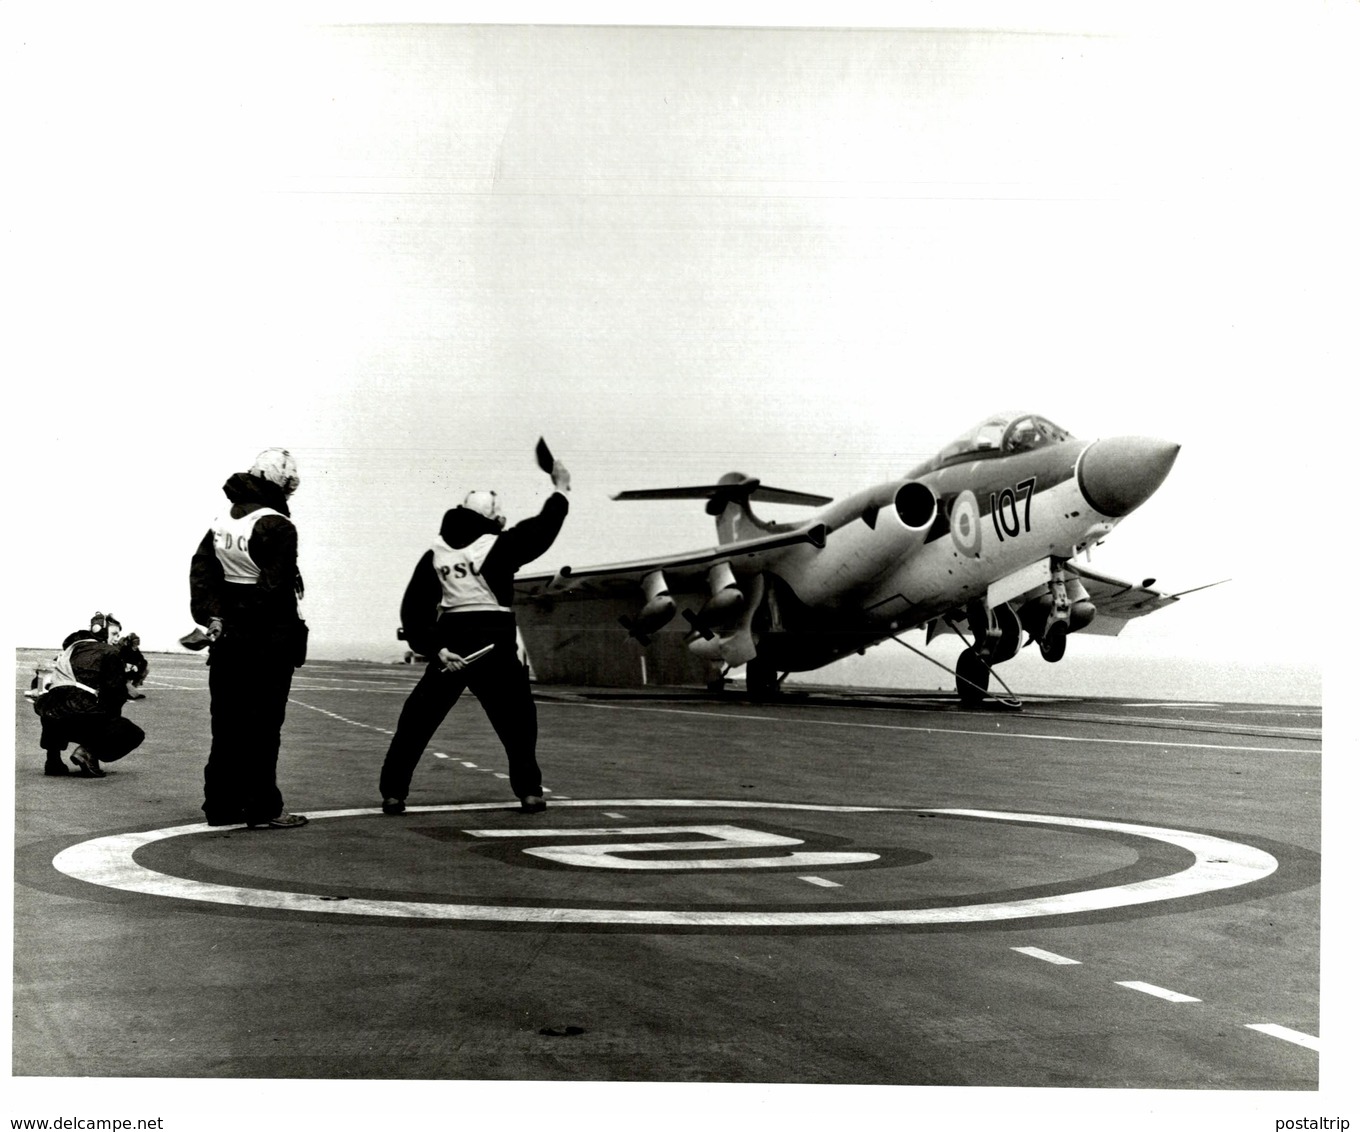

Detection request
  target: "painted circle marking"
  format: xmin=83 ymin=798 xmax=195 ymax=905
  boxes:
xmin=950 ymin=490 xmax=982 ymax=556
xmin=50 ymin=800 xmax=1277 ymax=927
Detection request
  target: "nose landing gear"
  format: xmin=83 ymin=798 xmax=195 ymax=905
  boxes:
xmin=1039 ymin=620 xmax=1068 ymax=662
xmin=1039 ymin=557 xmax=1071 ymax=662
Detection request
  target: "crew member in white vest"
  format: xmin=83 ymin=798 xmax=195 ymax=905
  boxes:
xmin=189 ymin=448 xmax=309 ymax=829
xmin=378 ymin=455 xmax=571 ymax=814
xmin=29 ymin=630 xmax=146 ymax=777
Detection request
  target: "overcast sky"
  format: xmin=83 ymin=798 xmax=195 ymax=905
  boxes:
xmin=5 ymin=7 xmax=1354 ymax=692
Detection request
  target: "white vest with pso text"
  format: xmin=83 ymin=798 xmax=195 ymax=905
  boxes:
xmin=432 ymin=534 xmax=509 ymax=613
xmin=213 ymin=507 xmax=284 ymax=584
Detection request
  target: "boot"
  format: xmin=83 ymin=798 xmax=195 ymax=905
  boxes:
xmin=70 ymin=746 xmax=106 ymax=778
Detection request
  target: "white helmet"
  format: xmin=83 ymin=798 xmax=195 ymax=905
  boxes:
xmin=462 ymin=490 xmax=506 ymax=528
xmin=250 ymin=448 xmax=301 ymax=496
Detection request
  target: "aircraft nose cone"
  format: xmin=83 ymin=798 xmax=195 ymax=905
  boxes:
xmin=1078 ymin=436 xmax=1181 ymax=518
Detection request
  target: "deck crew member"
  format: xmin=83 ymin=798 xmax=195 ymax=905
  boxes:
xmin=30 ymin=631 xmax=146 ymax=777
xmin=189 ymin=447 xmax=309 ymax=829
xmin=379 ymin=456 xmax=570 ymax=815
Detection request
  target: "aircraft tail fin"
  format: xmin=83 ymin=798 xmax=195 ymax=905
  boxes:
xmin=612 ymin=472 xmax=832 ymax=545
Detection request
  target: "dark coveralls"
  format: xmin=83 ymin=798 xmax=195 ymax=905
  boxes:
xmin=35 ymin=637 xmax=145 ymax=769
xmin=378 ymin=492 xmax=568 ymax=804
xmin=189 ymin=472 xmax=307 ymax=825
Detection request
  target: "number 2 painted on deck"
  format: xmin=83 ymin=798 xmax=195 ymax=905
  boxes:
xmin=460 ymin=824 xmax=879 ymax=870
xmin=990 ymin=477 xmax=1037 ymax=542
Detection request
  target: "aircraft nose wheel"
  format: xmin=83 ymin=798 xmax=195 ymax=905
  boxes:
xmin=1039 ymin=621 xmax=1068 ymax=662
xmin=955 ymin=647 xmax=991 ymax=705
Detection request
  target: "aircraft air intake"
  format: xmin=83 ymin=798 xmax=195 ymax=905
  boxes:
xmin=782 ymin=479 xmax=938 ymax=607
xmin=1077 ymin=437 xmax=1181 ymax=519
xmin=893 ymin=481 xmax=936 ymax=529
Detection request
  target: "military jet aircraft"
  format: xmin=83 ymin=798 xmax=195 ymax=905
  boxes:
xmin=515 ymin=412 xmax=1192 ymax=704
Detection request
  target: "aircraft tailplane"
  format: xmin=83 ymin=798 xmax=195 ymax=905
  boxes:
xmin=611 ymin=472 xmax=832 ymax=546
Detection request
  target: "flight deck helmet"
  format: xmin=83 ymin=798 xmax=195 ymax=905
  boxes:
xmin=462 ymin=490 xmax=506 ymax=529
xmin=250 ymin=448 xmax=301 ymax=497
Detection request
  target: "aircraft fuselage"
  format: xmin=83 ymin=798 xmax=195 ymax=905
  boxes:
xmin=752 ymin=435 xmax=1175 ymax=672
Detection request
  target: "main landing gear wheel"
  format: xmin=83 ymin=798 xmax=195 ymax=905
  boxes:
xmin=745 ymin=659 xmax=782 ymax=701
xmin=955 ymin=646 xmax=991 ymax=705
xmin=1039 ymin=621 xmax=1068 ymax=663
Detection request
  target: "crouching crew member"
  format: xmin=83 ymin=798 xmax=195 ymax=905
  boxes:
xmin=81 ymin=614 xmax=150 ymax=699
xmin=31 ymin=633 xmax=145 ymax=777
xmin=189 ymin=448 xmax=310 ymax=829
xmin=379 ymin=457 xmax=570 ymax=815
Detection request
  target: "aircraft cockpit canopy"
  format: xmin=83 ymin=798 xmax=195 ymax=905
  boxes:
xmin=934 ymin=412 xmax=1074 ymax=465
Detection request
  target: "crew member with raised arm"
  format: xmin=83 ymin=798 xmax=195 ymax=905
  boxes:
xmin=379 ymin=450 xmax=570 ymax=815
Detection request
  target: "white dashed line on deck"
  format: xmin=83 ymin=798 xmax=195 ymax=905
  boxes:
xmin=1244 ymin=1023 xmax=1320 ymax=1051
xmin=288 ymin=699 xmax=394 ymax=735
xmin=799 ymin=876 xmax=842 ymax=888
xmin=1116 ymin=981 xmax=1201 ymax=1003
xmin=1011 ymin=946 xmax=1081 ymax=965
xmin=1009 ymin=948 xmax=1317 ymax=1055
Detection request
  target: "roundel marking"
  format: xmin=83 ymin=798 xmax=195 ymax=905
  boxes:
xmin=50 ymin=801 xmax=1278 ymax=928
xmin=950 ymin=490 xmax=982 ymax=556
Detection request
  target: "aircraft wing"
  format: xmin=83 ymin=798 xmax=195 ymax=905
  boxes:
xmin=612 ymin=484 xmax=833 ymax=507
xmin=515 ymin=522 xmax=827 ymax=602
xmin=1067 ymin=563 xmax=1181 ymax=636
